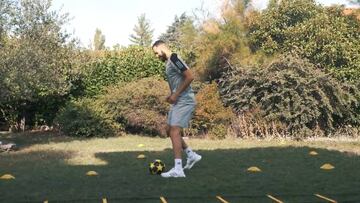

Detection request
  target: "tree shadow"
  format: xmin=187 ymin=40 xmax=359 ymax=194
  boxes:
xmin=0 ymin=147 xmax=360 ymax=202
xmin=0 ymin=131 xmax=92 ymax=149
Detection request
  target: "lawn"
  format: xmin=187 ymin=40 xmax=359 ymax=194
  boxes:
xmin=1 ymin=132 xmax=360 ymax=203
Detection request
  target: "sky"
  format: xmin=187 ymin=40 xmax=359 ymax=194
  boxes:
xmin=51 ymin=0 xmax=357 ymax=48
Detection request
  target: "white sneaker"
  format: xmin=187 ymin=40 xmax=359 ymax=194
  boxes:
xmin=184 ymin=153 xmax=202 ymax=170
xmin=161 ymin=167 xmax=186 ymax=178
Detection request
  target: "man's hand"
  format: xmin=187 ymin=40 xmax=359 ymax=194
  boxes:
xmin=166 ymin=93 xmax=179 ymax=104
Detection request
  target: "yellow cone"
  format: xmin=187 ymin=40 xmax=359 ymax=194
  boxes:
xmin=321 ymin=163 xmax=335 ymax=170
xmin=86 ymin=171 xmax=99 ymax=176
xmin=309 ymin=151 xmax=318 ymax=156
xmin=137 ymin=144 xmax=145 ymax=148
xmin=0 ymin=174 xmax=15 ymax=180
xmin=247 ymin=166 xmax=262 ymax=172
xmin=137 ymin=154 xmax=146 ymax=159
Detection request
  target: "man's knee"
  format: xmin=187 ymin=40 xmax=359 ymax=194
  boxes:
xmin=169 ymin=126 xmax=181 ymax=136
xmin=166 ymin=125 xmax=170 ymax=136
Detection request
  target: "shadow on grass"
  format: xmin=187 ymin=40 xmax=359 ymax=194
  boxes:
xmin=0 ymin=147 xmax=360 ymax=203
xmin=0 ymin=131 xmax=91 ymax=149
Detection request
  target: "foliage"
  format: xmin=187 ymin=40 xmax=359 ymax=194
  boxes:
xmin=192 ymin=0 xmax=254 ymax=81
xmin=54 ymin=99 xmax=121 ymax=137
xmin=249 ymin=0 xmax=360 ymax=81
xmin=219 ymin=54 xmax=360 ymax=137
xmin=159 ymin=13 xmax=197 ymax=65
xmin=192 ymin=83 xmax=235 ymax=139
xmin=82 ymin=46 xmax=165 ymax=96
xmin=0 ymin=0 xmax=14 ymax=44
xmin=129 ymin=13 xmax=153 ymax=47
xmin=98 ymin=77 xmax=169 ymax=137
xmin=229 ymin=108 xmax=288 ymax=138
xmin=0 ymin=0 xmax=76 ymax=129
xmin=348 ymin=0 xmax=360 ymax=5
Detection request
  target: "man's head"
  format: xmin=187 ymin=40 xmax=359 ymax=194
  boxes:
xmin=152 ymin=40 xmax=170 ymax=62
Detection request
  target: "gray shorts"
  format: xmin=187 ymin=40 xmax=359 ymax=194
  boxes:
xmin=167 ymin=102 xmax=196 ymax=128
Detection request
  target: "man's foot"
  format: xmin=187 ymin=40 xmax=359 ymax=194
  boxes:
xmin=161 ymin=167 xmax=186 ymax=178
xmin=184 ymin=153 xmax=202 ymax=170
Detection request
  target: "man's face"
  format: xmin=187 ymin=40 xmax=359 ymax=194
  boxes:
xmin=153 ymin=46 xmax=167 ymax=62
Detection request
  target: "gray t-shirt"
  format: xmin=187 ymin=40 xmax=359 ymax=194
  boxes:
xmin=165 ymin=53 xmax=196 ymax=104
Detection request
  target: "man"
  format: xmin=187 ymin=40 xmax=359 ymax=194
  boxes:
xmin=152 ymin=40 xmax=202 ymax=178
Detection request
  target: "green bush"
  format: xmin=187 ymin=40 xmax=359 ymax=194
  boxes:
xmin=54 ymin=99 xmax=121 ymax=137
xmin=249 ymin=0 xmax=360 ymax=82
xmin=82 ymin=46 xmax=164 ymax=96
xmin=219 ymin=54 xmax=360 ymax=137
xmin=192 ymin=83 xmax=235 ymax=139
xmin=98 ymin=77 xmax=169 ymax=137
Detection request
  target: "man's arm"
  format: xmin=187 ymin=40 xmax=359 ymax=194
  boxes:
xmin=167 ymin=69 xmax=194 ymax=104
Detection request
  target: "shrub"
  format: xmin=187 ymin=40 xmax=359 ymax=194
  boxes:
xmin=82 ymin=46 xmax=164 ymax=96
xmin=54 ymin=99 xmax=121 ymax=137
xmin=192 ymin=83 xmax=235 ymax=139
xmin=249 ymin=0 xmax=360 ymax=82
xmin=219 ymin=54 xmax=360 ymax=137
xmin=98 ymin=77 xmax=169 ymax=137
xmin=229 ymin=108 xmax=288 ymax=139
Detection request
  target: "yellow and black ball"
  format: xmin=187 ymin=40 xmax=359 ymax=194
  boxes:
xmin=149 ymin=159 xmax=165 ymax=175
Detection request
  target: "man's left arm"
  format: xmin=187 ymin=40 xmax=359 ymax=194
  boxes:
xmin=168 ymin=70 xmax=194 ymax=104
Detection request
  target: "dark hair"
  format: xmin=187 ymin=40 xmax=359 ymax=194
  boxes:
xmin=152 ymin=40 xmax=165 ymax=48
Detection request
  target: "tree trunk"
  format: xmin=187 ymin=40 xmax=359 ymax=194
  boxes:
xmin=20 ymin=115 xmax=25 ymax=132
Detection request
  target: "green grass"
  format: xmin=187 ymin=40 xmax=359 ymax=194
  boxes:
xmin=1 ymin=132 xmax=360 ymax=203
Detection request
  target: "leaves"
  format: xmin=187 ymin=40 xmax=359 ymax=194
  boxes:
xmin=219 ymin=54 xmax=360 ymax=136
xmin=82 ymin=46 xmax=164 ymax=96
xmin=248 ymin=0 xmax=360 ymax=81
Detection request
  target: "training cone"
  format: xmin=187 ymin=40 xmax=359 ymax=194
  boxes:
xmin=137 ymin=144 xmax=145 ymax=148
xmin=320 ymin=163 xmax=335 ymax=170
xmin=86 ymin=171 xmax=99 ymax=176
xmin=0 ymin=174 xmax=15 ymax=180
xmin=137 ymin=154 xmax=146 ymax=159
xmin=309 ymin=151 xmax=318 ymax=156
xmin=247 ymin=166 xmax=262 ymax=172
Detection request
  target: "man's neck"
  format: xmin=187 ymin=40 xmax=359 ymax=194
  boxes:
xmin=165 ymin=51 xmax=172 ymax=60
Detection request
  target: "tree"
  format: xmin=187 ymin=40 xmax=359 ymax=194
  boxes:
xmin=93 ymin=28 xmax=105 ymax=50
xmin=0 ymin=0 xmax=15 ymax=46
xmin=348 ymin=0 xmax=360 ymax=5
xmin=159 ymin=13 xmax=197 ymax=64
xmin=129 ymin=14 xmax=153 ymax=47
xmin=159 ymin=13 xmax=191 ymax=47
xmin=0 ymin=0 xmax=75 ymax=130
xmin=112 ymin=43 xmax=121 ymax=51
xmin=0 ymin=0 xmax=15 ymax=100
xmin=192 ymin=0 xmax=254 ymax=81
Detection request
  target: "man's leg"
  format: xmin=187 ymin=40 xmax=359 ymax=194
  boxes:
xmin=181 ymin=138 xmax=188 ymax=150
xmin=169 ymin=126 xmax=183 ymax=159
xmin=182 ymin=131 xmax=202 ymax=170
xmin=161 ymin=125 xmax=186 ymax=178
xmin=170 ymin=126 xmax=201 ymax=170
xmin=167 ymin=125 xmax=188 ymax=150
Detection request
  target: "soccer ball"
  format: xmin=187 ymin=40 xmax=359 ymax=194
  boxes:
xmin=149 ymin=159 xmax=165 ymax=175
